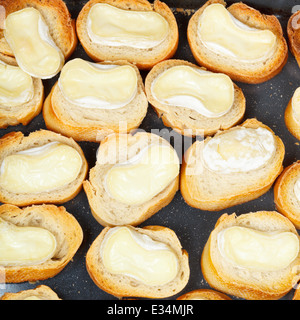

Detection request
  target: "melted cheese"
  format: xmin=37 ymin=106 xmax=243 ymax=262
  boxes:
xmin=101 ymin=227 xmax=179 ymax=286
xmin=87 ymin=3 xmax=169 ymax=48
xmin=0 ymin=142 xmax=82 ymax=194
xmin=0 ymin=218 xmax=56 ymax=267
xmin=151 ymin=65 xmax=234 ymax=117
xmin=105 ymin=144 xmax=179 ymax=205
xmin=218 ymin=226 xmax=299 ymax=271
xmin=198 ymin=4 xmax=276 ymax=62
xmin=58 ymin=58 xmax=137 ymax=109
xmin=4 ymin=8 xmax=64 ymax=79
xmin=202 ymin=127 xmax=275 ymax=173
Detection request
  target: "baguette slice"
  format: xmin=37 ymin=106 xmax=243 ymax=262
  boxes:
xmin=181 ymin=118 xmax=285 ymax=211
xmin=1 ymin=285 xmax=61 ymax=300
xmin=145 ymin=59 xmax=245 ymax=137
xmin=177 ymin=289 xmax=231 ymax=300
xmin=287 ymin=11 xmax=300 ymax=69
xmin=274 ymin=161 xmax=300 ymax=229
xmin=201 ymin=211 xmax=300 ymax=300
xmin=0 ymin=53 xmax=44 ymax=129
xmin=0 ymin=0 xmax=77 ymax=60
xmin=187 ymin=0 xmax=288 ymax=84
xmin=76 ymin=0 xmax=178 ymax=69
xmin=0 ymin=204 xmax=83 ymax=283
xmin=285 ymin=87 xmax=300 ymax=140
xmin=0 ymin=130 xmax=88 ymax=206
xmin=86 ymin=225 xmax=189 ymax=298
xmin=43 ymin=60 xmax=148 ymax=143
xmin=83 ymin=132 xmax=179 ymax=226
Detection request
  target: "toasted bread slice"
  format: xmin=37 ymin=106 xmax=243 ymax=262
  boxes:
xmin=187 ymin=0 xmax=288 ymax=84
xmin=287 ymin=11 xmax=300 ymax=68
xmin=86 ymin=225 xmax=189 ymax=298
xmin=83 ymin=132 xmax=179 ymax=226
xmin=76 ymin=0 xmax=178 ymax=69
xmin=43 ymin=59 xmax=148 ymax=142
xmin=1 ymin=285 xmax=61 ymax=300
xmin=180 ymin=118 xmax=285 ymax=211
xmin=0 ymin=53 xmax=44 ymax=129
xmin=0 ymin=130 xmax=88 ymax=206
xmin=201 ymin=211 xmax=300 ymax=300
xmin=0 ymin=0 xmax=77 ymax=59
xmin=274 ymin=161 xmax=300 ymax=229
xmin=285 ymin=87 xmax=300 ymax=140
xmin=177 ymin=289 xmax=231 ymax=300
xmin=145 ymin=59 xmax=245 ymax=137
xmin=0 ymin=204 xmax=83 ymax=283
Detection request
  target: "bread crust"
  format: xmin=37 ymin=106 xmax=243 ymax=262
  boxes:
xmin=0 ymin=204 xmax=83 ymax=283
xmin=43 ymin=60 xmax=148 ymax=143
xmin=177 ymin=289 xmax=231 ymax=300
xmin=180 ymin=118 xmax=285 ymax=211
xmin=76 ymin=0 xmax=179 ymax=69
xmin=86 ymin=225 xmax=190 ymax=298
xmin=0 ymin=130 xmax=88 ymax=206
xmin=274 ymin=161 xmax=300 ymax=229
xmin=1 ymin=285 xmax=61 ymax=300
xmin=145 ymin=59 xmax=246 ymax=137
xmin=201 ymin=211 xmax=300 ymax=300
xmin=83 ymin=132 xmax=179 ymax=226
xmin=187 ymin=0 xmax=288 ymax=83
xmin=0 ymin=0 xmax=77 ymax=59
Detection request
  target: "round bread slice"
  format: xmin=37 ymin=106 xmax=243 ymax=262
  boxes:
xmin=86 ymin=225 xmax=190 ymax=298
xmin=145 ymin=59 xmax=245 ymax=137
xmin=0 ymin=53 xmax=44 ymax=129
xmin=180 ymin=118 xmax=285 ymax=211
xmin=76 ymin=0 xmax=178 ymax=69
xmin=187 ymin=0 xmax=288 ymax=84
xmin=177 ymin=289 xmax=231 ymax=300
xmin=287 ymin=10 xmax=300 ymax=69
xmin=0 ymin=0 xmax=77 ymax=59
xmin=285 ymin=88 xmax=300 ymax=141
xmin=0 ymin=130 xmax=88 ymax=206
xmin=274 ymin=161 xmax=300 ymax=229
xmin=0 ymin=204 xmax=83 ymax=283
xmin=201 ymin=211 xmax=300 ymax=300
xmin=43 ymin=60 xmax=148 ymax=143
xmin=1 ymin=285 xmax=61 ymax=300
xmin=83 ymin=132 xmax=179 ymax=226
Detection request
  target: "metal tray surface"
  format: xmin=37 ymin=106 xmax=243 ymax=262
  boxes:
xmin=0 ymin=0 xmax=299 ymax=300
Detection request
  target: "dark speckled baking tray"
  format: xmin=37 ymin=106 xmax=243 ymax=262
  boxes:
xmin=0 ymin=0 xmax=300 ymax=301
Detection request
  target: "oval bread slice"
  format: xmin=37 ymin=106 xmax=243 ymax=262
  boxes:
xmin=274 ymin=161 xmax=300 ymax=229
xmin=83 ymin=132 xmax=179 ymax=226
xmin=0 ymin=204 xmax=83 ymax=283
xmin=177 ymin=289 xmax=231 ymax=300
xmin=43 ymin=60 xmax=148 ymax=143
xmin=180 ymin=118 xmax=285 ymax=211
xmin=201 ymin=211 xmax=300 ymax=300
xmin=145 ymin=59 xmax=245 ymax=137
xmin=0 ymin=130 xmax=88 ymax=206
xmin=0 ymin=0 xmax=77 ymax=60
xmin=187 ymin=0 xmax=288 ymax=84
xmin=76 ymin=0 xmax=178 ymax=69
xmin=1 ymin=285 xmax=61 ymax=300
xmin=0 ymin=53 xmax=44 ymax=128
xmin=86 ymin=225 xmax=189 ymax=298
